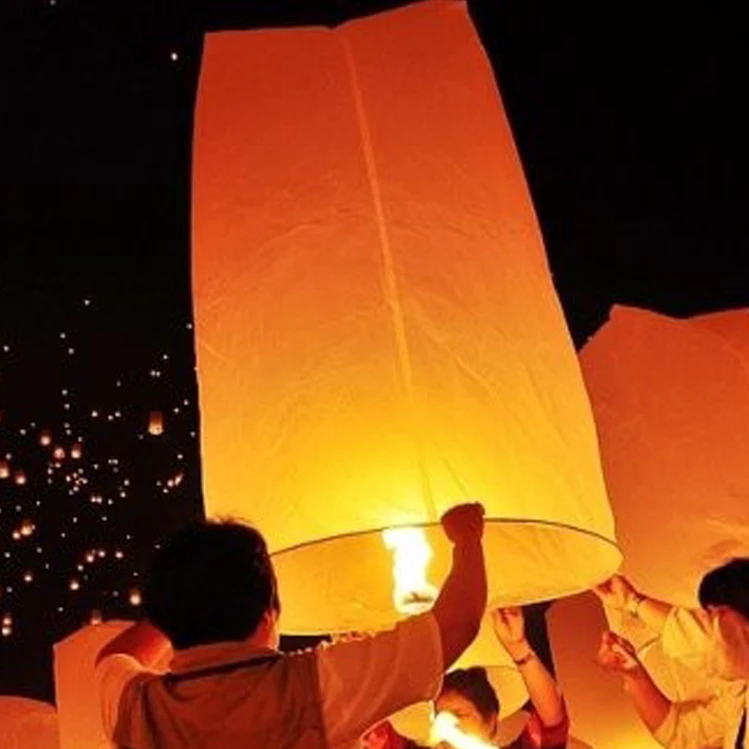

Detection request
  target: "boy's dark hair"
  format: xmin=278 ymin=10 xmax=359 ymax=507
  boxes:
xmin=698 ymin=557 xmax=749 ymax=622
xmin=440 ymin=667 xmax=500 ymax=722
xmin=144 ymin=519 xmax=279 ymax=650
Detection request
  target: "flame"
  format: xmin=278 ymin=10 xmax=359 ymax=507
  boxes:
xmin=382 ymin=526 xmax=438 ymax=614
xmin=429 ymin=711 xmax=496 ymax=749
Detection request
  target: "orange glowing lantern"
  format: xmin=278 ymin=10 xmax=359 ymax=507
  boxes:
xmin=39 ymin=429 xmax=52 ymax=447
xmin=0 ymin=696 xmax=60 ymax=749
xmin=0 ymin=460 xmax=9 ymax=479
xmin=53 ymin=446 xmax=66 ymax=461
xmin=547 ymin=592 xmax=663 ymax=749
xmin=193 ymin=1 xmax=619 ymax=634
xmin=71 ymin=443 xmax=82 ymax=460
xmin=13 ymin=470 xmax=26 ymax=486
xmin=147 ymin=410 xmax=164 ymax=436
xmin=580 ymin=307 xmax=749 ymax=607
xmin=54 ymin=622 xmax=173 ymax=749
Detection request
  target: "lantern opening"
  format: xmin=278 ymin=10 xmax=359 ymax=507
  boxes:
xmin=382 ymin=527 xmax=438 ymax=615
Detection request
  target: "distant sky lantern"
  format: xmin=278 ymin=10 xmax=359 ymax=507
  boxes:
xmin=13 ymin=470 xmax=26 ymax=486
xmin=147 ymin=410 xmax=164 ymax=436
xmin=0 ymin=460 xmax=9 ymax=479
xmin=70 ymin=443 xmax=82 ymax=460
xmin=580 ymin=306 xmax=749 ymax=607
xmin=53 ymin=446 xmax=66 ymax=461
xmin=39 ymin=429 xmax=52 ymax=447
xmin=193 ymin=1 xmax=619 ymax=633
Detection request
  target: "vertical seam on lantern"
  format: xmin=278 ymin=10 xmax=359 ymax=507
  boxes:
xmin=342 ymin=38 xmax=437 ymax=521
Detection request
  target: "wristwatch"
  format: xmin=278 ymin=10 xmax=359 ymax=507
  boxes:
xmin=513 ymin=650 xmax=536 ymax=667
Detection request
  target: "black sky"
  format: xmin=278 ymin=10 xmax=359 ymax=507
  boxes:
xmin=1 ymin=0 xmax=747 ymax=701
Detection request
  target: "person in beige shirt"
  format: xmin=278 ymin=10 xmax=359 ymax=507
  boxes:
xmin=95 ymin=503 xmax=487 ymax=749
xmin=594 ymin=560 xmax=749 ymax=749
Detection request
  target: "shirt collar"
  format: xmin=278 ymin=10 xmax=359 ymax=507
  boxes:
xmin=170 ymin=639 xmax=278 ymax=675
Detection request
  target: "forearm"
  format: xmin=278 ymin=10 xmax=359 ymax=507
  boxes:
xmin=631 ymin=594 xmax=673 ymax=634
xmin=622 ymin=667 xmax=672 ymax=734
xmin=96 ymin=620 xmax=171 ymax=667
xmin=507 ymin=641 xmax=566 ymax=727
xmin=432 ymin=539 xmax=487 ymax=668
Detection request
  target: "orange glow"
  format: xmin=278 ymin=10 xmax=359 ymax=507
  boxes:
xmin=147 ymin=410 xmax=164 ymax=436
xmin=0 ymin=460 xmax=9 ymax=479
xmin=382 ymin=527 xmax=438 ymax=614
xmin=430 ymin=712 xmax=496 ymax=749
xmin=39 ymin=429 xmax=52 ymax=447
xmin=193 ymin=2 xmax=618 ymax=633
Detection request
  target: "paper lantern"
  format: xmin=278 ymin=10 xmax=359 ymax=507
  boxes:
xmin=147 ymin=410 xmax=164 ymax=436
xmin=580 ymin=306 xmax=749 ymax=608
xmin=0 ymin=697 xmax=59 ymax=749
xmin=390 ymin=614 xmax=529 ymax=743
xmin=0 ymin=459 xmax=9 ymax=479
xmin=547 ymin=592 xmax=663 ymax=749
xmin=54 ymin=621 xmax=172 ymax=749
xmin=193 ymin=1 xmax=619 ymax=633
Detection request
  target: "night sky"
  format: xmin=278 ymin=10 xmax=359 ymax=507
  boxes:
xmin=1 ymin=0 xmax=747 ymax=702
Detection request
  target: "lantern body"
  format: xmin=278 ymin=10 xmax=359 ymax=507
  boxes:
xmin=580 ymin=306 xmax=749 ymax=607
xmin=548 ymin=593 xmax=663 ymax=749
xmin=193 ymin=1 xmax=619 ymax=633
xmin=0 ymin=697 xmax=59 ymax=749
xmin=54 ymin=621 xmax=171 ymax=749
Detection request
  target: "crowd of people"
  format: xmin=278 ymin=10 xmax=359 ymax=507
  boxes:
xmin=93 ymin=504 xmax=749 ymax=749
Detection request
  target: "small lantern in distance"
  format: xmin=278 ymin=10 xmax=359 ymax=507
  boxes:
xmin=148 ymin=411 xmax=164 ymax=436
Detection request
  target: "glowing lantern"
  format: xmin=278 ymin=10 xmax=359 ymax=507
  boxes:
xmin=53 ymin=446 xmax=66 ymax=461
xmin=0 ymin=696 xmax=59 ymax=749
xmin=20 ymin=520 xmax=34 ymax=537
xmin=128 ymin=588 xmax=142 ymax=607
xmin=390 ymin=614 xmax=529 ymax=744
xmin=69 ymin=579 xmax=80 ymax=591
xmin=580 ymin=307 xmax=749 ymax=607
xmin=0 ymin=460 xmax=9 ymax=479
xmin=13 ymin=470 xmax=26 ymax=486
xmin=193 ymin=1 xmax=619 ymax=633
xmin=147 ymin=410 xmax=164 ymax=436
xmin=547 ymin=592 xmax=663 ymax=749
xmin=55 ymin=621 xmax=173 ymax=749
xmin=71 ymin=443 xmax=82 ymax=460
xmin=39 ymin=429 xmax=52 ymax=447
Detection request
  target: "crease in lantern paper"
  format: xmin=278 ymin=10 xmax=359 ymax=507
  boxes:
xmin=342 ymin=36 xmax=438 ymax=522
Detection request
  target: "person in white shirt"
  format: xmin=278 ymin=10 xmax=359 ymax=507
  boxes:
xmin=593 ymin=560 xmax=749 ymax=749
xmin=95 ymin=503 xmax=487 ymax=749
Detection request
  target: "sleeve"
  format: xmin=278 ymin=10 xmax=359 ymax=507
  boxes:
xmin=652 ymin=696 xmax=728 ymax=749
xmin=660 ymin=608 xmax=714 ymax=675
xmin=520 ymin=704 xmax=570 ymax=749
xmin=315 ymin=612 xmax=443 ymax=749
xmin=94 ymin=653 xmax=147 ymax=740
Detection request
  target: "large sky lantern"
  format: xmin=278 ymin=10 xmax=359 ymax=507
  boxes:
xmin=0 ymin=696 xmax=59 ymax=749
xmin=580 ymin=305 xmax=749 ymax=608
xmin=193 ymin=0 xmax=620 ymax=634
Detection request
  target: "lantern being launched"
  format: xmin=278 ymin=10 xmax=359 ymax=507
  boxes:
xmin=581 ymin=306 xmax=749 ymax=607
xmin=193 ymin=1 xmax=619 ymax=633
xmin=382 ymin=527 xmax=438 ymax=615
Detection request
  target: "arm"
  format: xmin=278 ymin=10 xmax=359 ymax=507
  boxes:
xmin=95 ymin=619 xmax=171 ymax=668
xmin=594 ymin=575 xmax=673 ymax=634
xmin=316 ymin=503 xmax=486 ymax=747
xmin=432 ymin=503 xmax=487 ymax=668
xmin=597 ymin=631 xmax=726 ymax=749
xmin=492 ymin=608 xmax=566 ymax=729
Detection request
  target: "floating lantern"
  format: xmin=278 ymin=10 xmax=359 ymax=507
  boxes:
xmin=39 ymin=430 xmax=52 ymax=447
xmin=580 ymin=307 xmax=749 ymax=607
xmin=128 ymin=588 xmax=142 ymax=607
xmin=147 ymin=410 xmax=164 ymax=436
xmin=69 ymin=579 xmax=80 ymax=592
xmin=193 ymin=1 xmax=619 ymax=633
xmin=20 ymin=520 xmax=34 ymax=537
xmin=0 ymin=460 xmax=9 ymax=479
xmin=13 ymin=470 xmax=26 ymax=486
xmin=53 ymin=446 xmax=66 ymax=461
xmin=70 ymin=443 xmax=82 ymax=460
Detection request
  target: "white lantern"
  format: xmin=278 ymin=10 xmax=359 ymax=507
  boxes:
xmin=580 ymin=306 xmax=749 ymax=607
xmin=193 ymin=1 xmax=619 ymax=633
